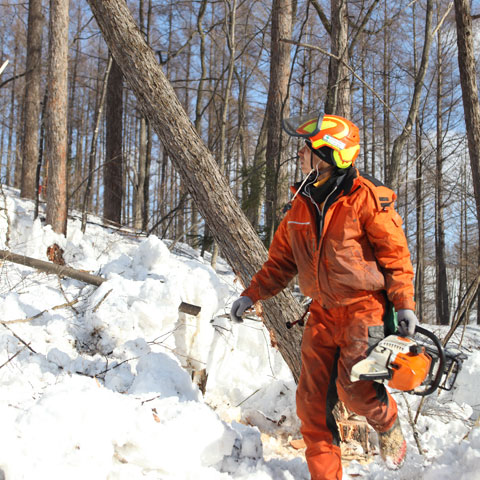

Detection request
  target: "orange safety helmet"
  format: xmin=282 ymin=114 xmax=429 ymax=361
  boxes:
xmin=283 ymin=111 xmax=360 ymax=169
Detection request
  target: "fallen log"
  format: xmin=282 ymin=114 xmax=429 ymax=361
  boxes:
xmin=0 ymin=249 xmax=202 ymax=317
xmin=0 ymin=249 xmax=105 ymax=286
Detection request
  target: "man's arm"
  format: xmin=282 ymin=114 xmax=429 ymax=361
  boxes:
xmin=362 ymin=186 xmax=416 ymax=311
xmin=242 ymin=215 xmax=298 ymax=303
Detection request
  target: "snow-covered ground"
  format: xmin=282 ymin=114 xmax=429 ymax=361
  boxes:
xmin=0 ymin=184 xmax=479 ymax=479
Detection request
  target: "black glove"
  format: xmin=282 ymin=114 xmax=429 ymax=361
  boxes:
xmin=230 ymin=296 xmax=253 ymax=323
xmin=397 ymin=309 xmax=418 ymax=336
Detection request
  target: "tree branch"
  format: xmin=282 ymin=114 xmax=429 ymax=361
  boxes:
xmin=0 ymin=249 xmax=105 ymax=286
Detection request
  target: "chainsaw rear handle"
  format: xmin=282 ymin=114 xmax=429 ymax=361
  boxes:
xmin=413 ymin=325 xmax=447 ymax=396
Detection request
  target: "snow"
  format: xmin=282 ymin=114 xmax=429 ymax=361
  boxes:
xmin=0 ymin=185 xmax=479 ymax=479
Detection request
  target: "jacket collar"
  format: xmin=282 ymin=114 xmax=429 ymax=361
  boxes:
xmin=292 ymin=166 xmax=358 ymax=196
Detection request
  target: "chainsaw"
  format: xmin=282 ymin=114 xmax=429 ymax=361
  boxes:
xmin=350 ymin=326 xmax=465 ymax=396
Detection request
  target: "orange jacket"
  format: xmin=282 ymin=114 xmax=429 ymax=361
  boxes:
xmin=243 ymin=169 xmax=415 ymax=311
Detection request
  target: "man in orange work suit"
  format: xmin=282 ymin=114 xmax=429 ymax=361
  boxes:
xmin=230 ymin=112 xmax=418 ymax=479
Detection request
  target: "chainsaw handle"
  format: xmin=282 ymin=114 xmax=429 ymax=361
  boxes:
xmin=413 ymin=325 xmax=447 ymax=396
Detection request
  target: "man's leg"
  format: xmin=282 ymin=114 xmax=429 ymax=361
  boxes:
xmin=336 ymin=293 xmax=398 ymax=432
xmin=296 ymin=301 xmax=343 ymax=480
xmin=335 ymin=294 xmax=406 ymax=468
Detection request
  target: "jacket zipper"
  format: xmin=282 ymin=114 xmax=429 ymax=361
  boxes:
xmin=317 ymin=183 xmax=341 ymax=248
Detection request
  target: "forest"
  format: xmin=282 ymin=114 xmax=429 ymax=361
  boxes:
xmin=1 ymin=0 xmax=480 ymax=329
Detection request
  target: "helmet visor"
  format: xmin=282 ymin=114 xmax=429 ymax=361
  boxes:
xmin=282 ymin=110 xmax=324 ymax=138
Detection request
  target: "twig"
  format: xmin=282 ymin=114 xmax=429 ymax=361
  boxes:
xmin=0 ymin=69 xmax=27 ymax=89
xmin=236 ymin=387 xmax=261 ymax=407
xmin=414 ymin=396 xmax=427 ymax=425
xmin=0 ymin=346 xmax=27 ymax=369
xmin=401 ymin=393 xmax=424 ymax=456
xmin=432 ymin=2 xmax=453 ymax=37
xmin=96 ymin=355 xmax=140 ymax=376
xmin=0 ymin=59 xmax=8 ymax=76
xmin=93 ymin=288 xmax=113 ymax=313
xmin=463 ymin=414 xmax=480 ymax=441
xmin=280 ymin=38 xmax=403 ymax=125
xmin=141 ymin=395 xmax=162 ymax=405
xmin=57 ymin=277 xmax=80 ymax=315
xmin=1 ymin=298 xmax=80 ymax=324
xmin=0 ymin=323 xmax=36 ymax=353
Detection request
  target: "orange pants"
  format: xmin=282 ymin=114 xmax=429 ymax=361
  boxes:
xmin=296 ymin=293 xmax=398 ymax=480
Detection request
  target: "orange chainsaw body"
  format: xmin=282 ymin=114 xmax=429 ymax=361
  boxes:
xmin=388 ymin=340 xmax=432 ymax=391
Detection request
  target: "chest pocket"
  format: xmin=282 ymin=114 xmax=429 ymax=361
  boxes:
xmin=287 ymin=220 xmax=316 ymax=261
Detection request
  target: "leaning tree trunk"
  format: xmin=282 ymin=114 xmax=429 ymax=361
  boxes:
xmin=86 ymin=0 xmax=304 ymax=380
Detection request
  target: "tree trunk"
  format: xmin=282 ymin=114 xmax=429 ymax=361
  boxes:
xmin=325 ymin=0 xmax=350 ymax=117
xmin=45 ymin=0 xmax=69 ymax=236
xmin=387 ymin=0 xmax=433 ymax=190
xmin=244 ymin=114 xmax=267 ymax=229
xmin=86 ymin=0 xmax=304 ymax=380
xmin=413 ymin=6 xmax=425 ymax=321
xmin=453 ymin=0 xmax=480 ymax=325
xmin=133 ymin=115 xmax=147 ymax=230
xmin=21 ymin=0 xmax=44 ymax=200
xmin=211 ymin=0 xmax=237 ymax=268
xmin=133 ymin=0 xmax=150 ymax=232
xmin=103 ymin=57 xmax=124 ymax=225
xmin=435 ymin=26 xmax=449 ymax=326
xmin=264 ymin=0 xmax=292 ymax=245
xmin=415 ymin=116 xmax=425 ymax=321
xmin=82 ymin=56 xmax=112 ymax=233
xmin=382 ymin=2 xmax=390 ymax=182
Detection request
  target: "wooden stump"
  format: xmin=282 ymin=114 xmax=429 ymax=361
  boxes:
xmin=334 ymin=402 xmax=371 ymax=456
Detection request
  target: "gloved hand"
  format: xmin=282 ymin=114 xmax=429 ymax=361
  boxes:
xmin=230 ymin=296 xmax=253 ymax=323
xmin=397 ymin=309 xmax=418 ymax=337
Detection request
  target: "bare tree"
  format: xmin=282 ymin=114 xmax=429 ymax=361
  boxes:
xmin=435 ymin=21 xmax=449 ymax=325
xmin=133 ymin=0 xmax=151 ymax=231
xmin=103 ymin=57 xmax=123 ymax=225
xmin=45 ymin=0 xmax=69 ymax=235
xmin=264 ymin=0 xmax=292 ymax=244
xmin=86 ymin=0 xmax=305 ymax=380
xmin=453 ymin=0 xmax=480 ymax=324
xmin=20 ymin=0 xmax=44 ymax=200
xmin=211 ymin=0 xmax=237 ymax=267
xmin=387 ymin=0 xmax=434 ymax=190
xmin=325 ymin=0 xmax=350 ymax=116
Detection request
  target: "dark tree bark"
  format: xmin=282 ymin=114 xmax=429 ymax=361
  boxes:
xmin=435 ymin=27 xmax=449 ymax=326
xmin=45 ymin=0 xmax=69 ymax=235
xmin=133 ymin=0 xmax=150 ymax=231
xmin=103 ymin=57 xmax=124 ymax=225
xmin=415 ymin=116 xmax=425 ymax=321
xmin=264 ymin=0 xmax=292 ymax=245
xmin=453 ymin=0 xmax=480 ymax=325
xmin=325 ymin=0 xmax=350 ymax=117
xmin=86 ymin=0 xmax=304 ymax=380
xmin=21 ymin=0 xmax=44 ymax=200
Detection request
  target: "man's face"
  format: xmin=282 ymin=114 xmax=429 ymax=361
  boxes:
xmin=298 ymin=144 xmax=330 ymax=176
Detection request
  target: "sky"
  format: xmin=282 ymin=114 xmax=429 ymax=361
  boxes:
xmin=0 ymin=185 xmax=480 ymax=479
